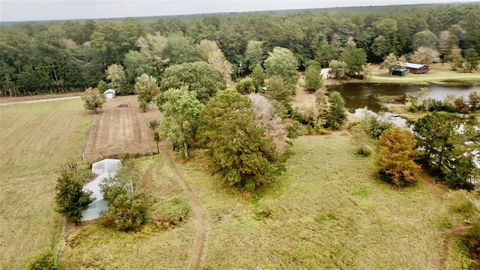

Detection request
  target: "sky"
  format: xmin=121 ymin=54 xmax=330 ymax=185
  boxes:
xmin=0 ymin=0 xmax=477 ymax=22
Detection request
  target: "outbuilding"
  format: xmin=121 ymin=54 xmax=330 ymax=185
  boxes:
xmin=81 ymin=159 xmax=121 ymax=221
xmin=103 ymin=89 xmax=116 ymax=99
xmin=403 ymin=63 xmax=429 ymax=74
xmin=392 ymin=67 xmax=408 ymax=76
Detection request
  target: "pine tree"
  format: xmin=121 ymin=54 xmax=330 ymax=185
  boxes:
xmin=326 ymin=91 xmax=347 ymax=130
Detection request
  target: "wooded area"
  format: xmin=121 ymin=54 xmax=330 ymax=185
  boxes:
xmin=1 ymin=4 xmax=479 ymax=96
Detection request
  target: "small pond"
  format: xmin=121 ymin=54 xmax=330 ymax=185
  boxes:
xmin=328 ymin=83 xmax=480 ymax=112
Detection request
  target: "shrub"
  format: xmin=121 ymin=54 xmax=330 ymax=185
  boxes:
xmin=151 ymin=197 xmax=191 ymax=228
xmin=149 ymin=120 xmax=160 ymax=130
xmin=469 ymin=91 xmax=480 ymax=111
xmin=356 ymin=146 xmax=372 ymax=157
xmin=101 ymin=170 xmax=149 ymax=231
xmin=54 ymin=166 xmax=93 ymax=223
xmin=326 ymin=91 xmax=347 ymax=130
xmin=454 ymin=96 xmax=470 ymax=114
xmin=444 ymin=190 xmax=476 ymax=217
xmin=378 ymin=129 xmax=419 ymax=187
xmin=81 ymin=87 xmax=104 ymax=114
xmin=235 ymin=77 xmax=257 ymax=94
xmin=304 ymin=65 xmax=323 ymax=92
xmin=328 ymin=60 xmax=347 ymax=79
xmin=362 ymin=115 xmax=393 ymax=139
xmin=265 ymin=75 xmax=295 ymax=106
xmin=25 ymin=248 xmax=58 ymax=270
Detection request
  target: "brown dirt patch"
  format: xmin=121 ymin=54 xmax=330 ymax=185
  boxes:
xmin=83 ymin=95 xmax=161 ymax=163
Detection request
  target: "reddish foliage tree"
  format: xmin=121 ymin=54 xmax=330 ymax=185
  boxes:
xmin=378 ymin=129 xmax=419 ymax=187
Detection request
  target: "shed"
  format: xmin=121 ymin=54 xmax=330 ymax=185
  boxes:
xmin=103 ymin=89 xmax=116 ymax=99
xmin=403 ymin=63 xmax=429 ymax=74
xmin=392 ymin=68 xmax=408 ymax=76
xmin=321 ymin=68 xmax=331 ymax=79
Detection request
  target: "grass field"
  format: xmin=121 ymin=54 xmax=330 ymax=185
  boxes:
xmin=0 ymin=99 xmax=92 ymax=269
xmin=365 ymin=63 xmax=480 ymax=85
xmin=59 ymin=133 xmax=475 ymax=269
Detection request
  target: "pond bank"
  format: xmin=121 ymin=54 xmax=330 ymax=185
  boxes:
xmin=328 ymin=83 xmax=480 ymax=112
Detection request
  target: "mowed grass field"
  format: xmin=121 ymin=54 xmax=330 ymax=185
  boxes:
xmin=367 ymin=63 xmax=480 ymax=85
xmin=59 ymin=133 xmax=472 ymax=269
xmin=0 ymin=99 xmax=92 ymax=269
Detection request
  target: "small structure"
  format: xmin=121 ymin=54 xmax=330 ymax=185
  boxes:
xmin=81 ymin=159 xmax=121 ymax=221
xmin=103 ymin=89 xmax=116 ymax=99
xmin=403 ymin=63 xmax=429 ymax=74
xmin=321 ymin=68 xmax=331 ymax=79
xmin=392 ymin=67 xmax=408 ymax=76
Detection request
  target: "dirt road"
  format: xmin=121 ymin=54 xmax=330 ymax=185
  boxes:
xmin=0 ymin=96 xmax=80 ymax=106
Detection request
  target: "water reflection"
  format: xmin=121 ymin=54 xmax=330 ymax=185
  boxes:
xmin=329 ymin=83 xmax=480 ymax=112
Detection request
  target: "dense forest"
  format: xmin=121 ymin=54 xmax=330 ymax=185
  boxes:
xmin=1 ymin=3 xmax=479 ymax=96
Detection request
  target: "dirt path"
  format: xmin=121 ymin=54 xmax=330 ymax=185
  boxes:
xmin=161 ymin=148 xmax=209 ymax=270
xmin=415 ymin=169 xmax=478 ymax=269
xmin=0 ymin=96 xmax=80 ymax=106
xmin=438 ymin=225 xmax=473 ymax=270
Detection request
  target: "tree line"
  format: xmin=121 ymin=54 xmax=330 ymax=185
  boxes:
xmin=1 ymin=3 xmax=480 ymax=96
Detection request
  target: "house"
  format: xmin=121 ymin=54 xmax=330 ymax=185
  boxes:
xmin=392 ymin=67 xmax=408 ymax=76
xmin=402 ymin=63 xmax=429 ymax=74
xmin=103 ymin=89 xmax=116 ymax=99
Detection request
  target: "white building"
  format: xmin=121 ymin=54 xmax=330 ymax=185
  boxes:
xmin=81 ymin=159 xmax=121 ymax=221
xmin=103 ymin=89 xmax=116 ymax=99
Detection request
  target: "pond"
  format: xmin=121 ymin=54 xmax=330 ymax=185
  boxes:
xmin=328 ymin=83 xmax=480 ymax=112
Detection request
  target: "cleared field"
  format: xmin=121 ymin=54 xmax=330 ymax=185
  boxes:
xmin=367 ymin=63 xmax=480 ymax=85
xmin=83 ymin=95 xmax=162 ymax=162
xmin=0 ymin=99 xmax=92 ymax=269
xmin=60 ymin=133 xmax=473 ymax=269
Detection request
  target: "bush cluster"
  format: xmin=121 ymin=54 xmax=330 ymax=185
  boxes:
xmin=361 ymin=115 xmax=393 ymax=139
xmin=54 ymin=166 xmax=93 ymax=223
xmin=25 ymin=248 xmax=58 ymax=270
xmin=412 ymin=91 xmax=480 ymax=114
xmin=101 ymin=169 xmax=149 ymax=231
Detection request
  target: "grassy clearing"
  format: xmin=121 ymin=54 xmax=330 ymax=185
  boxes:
xmin=60 ymin=153 xmax=195 ymax=269
xmin=185 ymin=134 xmax=460 ymax=269
xmin=0 ymin=100 xmax=92 ymax=269
xmin=61 ymin=132 xmax=472 ymax=269
xmin=364 ymin=63 xmax=480 ymax=85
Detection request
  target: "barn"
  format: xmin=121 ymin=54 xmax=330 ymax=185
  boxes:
xmin=103 ymin=89 xmax=116 ymax=99
xmin=403 ymin=63 xmax=429 ymax=74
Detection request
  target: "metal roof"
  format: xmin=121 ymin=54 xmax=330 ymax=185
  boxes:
xmin=402 ymin=62 xmax=426 ymax=69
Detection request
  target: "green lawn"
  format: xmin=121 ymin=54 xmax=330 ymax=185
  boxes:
xmin=0 ymin=100 xmax=92 ymax=269
xmin=366 ymin=63 xmax=480 ymax=85
xmin=59 ymin=133 xmax=474 ymax=269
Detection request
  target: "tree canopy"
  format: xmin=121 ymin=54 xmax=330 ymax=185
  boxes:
xmin=264 ymin=47 xmax=299 ymax=86
xmin=159 ymin=62 xmax=226 ymax=104
xmin=1 ymin=4 xmax=480 ymax=96
xmin=198 ymin=90 xmax=282 ymax=190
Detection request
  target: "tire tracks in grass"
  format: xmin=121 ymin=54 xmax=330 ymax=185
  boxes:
xmin=415 ymin=169 xmax=475 ymax=270
xmin=160 ymin=148 xmax=209 ymax=270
